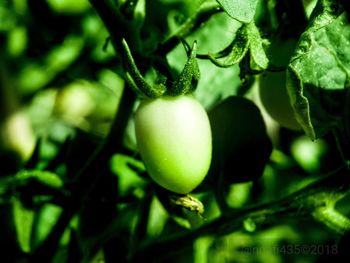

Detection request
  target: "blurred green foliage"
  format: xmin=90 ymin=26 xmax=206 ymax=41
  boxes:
xmin=1 ymin=0 xmax=350 ymax=262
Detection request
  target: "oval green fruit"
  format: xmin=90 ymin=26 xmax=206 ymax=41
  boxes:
xmin=259 ymin=71 xmax=302 ymax=131
xmin=134 ymin=95 xmax=212 ymax=194
xmin=259 ymin=38 xmax=302 ymax=131
xmin=207 ymin=96 xmax=272 ymax=185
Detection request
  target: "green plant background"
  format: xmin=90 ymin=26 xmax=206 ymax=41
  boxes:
xmin=1 ymin=0 xmax=350 ymax=262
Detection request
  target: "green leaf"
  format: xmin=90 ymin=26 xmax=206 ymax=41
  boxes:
xmin=16 ymin=170 xmax=63 ymax=189
xmin=287 ymin=0 xmax=349 ymax=139
xmin=110 ymin=154 xmax=146 ymax=195
xmin=0 ymin=170 xmax=63 ymax=200
xmin=246 ymin=22 xmax=269 ymax=71
xmin=13 ymin=199 xmax=34 ymax=253
xmin=31 ymin=204 xmax=63 ymax=249
xmin=217 ymin=0 xmax=259 ymax=23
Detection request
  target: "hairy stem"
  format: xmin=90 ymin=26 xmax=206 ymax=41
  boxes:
xmin=157 ymin=3 xmax=222 ymax=56
xmin=312 ymin=206 xmax=350 ymax=234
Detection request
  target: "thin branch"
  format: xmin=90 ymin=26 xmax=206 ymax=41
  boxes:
xmin=89 ymin=0 xmax=135 ymax=55
xmin=29 ymin=0 xmax=139 ymax=260
xmin=31 ymin=86 xmax=136 ymax=262
xmin=129 ymin=166 xmax=350 ymax=262
xmin=156 ymin=3 xmax=223 ymax=56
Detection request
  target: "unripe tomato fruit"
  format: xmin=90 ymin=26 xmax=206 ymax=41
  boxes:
xmin=259 ymin=38 xmax=302 ymax=131
xmin=206 ymin=96 xmax=272 ymax=185
xmin=134 ymin=95 xmax=212 ymax=194
xmin=259 ymin=71 xmax=301 ymax=130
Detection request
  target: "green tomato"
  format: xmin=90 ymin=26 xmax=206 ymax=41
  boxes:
xmin=259 ymin=70 xmax=301 ymax=130
xmin=134 ymin=95 xmax=212 ymax=194
xmin=259 ymin=38 xmax=302 ymax=131
xmin=207 ymin=96 xmax=272 ymax=185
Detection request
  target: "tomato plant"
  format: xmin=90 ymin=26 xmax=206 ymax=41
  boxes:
xmin=1 ymin=0 xmax=350 ymax=263
xmin=134 ymin=95 xmax=212 ymax=194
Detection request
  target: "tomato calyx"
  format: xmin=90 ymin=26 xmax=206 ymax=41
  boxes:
xmin=170 ymin=193 xmax=204 ymax=216
xmin=167 ymin=40 xmax=200 ymax=96
xmin=121 ymin=38 xmax=200 ymax=98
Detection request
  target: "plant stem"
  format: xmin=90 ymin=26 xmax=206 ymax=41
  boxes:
xmin=157 ymin=3 xmax=222 ymax=56
xmin=30 ymin=0 xmax=139 ymax=260
xmin=30 ymin=86 xmax=136 ymax=262
xmin=89 ymin=0 xmax=137 ymax=55
xmin=129 ymin=190 xmax=153 ymax=257
xmin=129 ymin=165 xmax=350 ymax=262
xmin=312 ymin=206 xmax=350 ymax=234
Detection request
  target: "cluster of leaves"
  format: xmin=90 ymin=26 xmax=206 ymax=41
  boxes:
xmin=1 ymin=0 xmax=350 ymax=262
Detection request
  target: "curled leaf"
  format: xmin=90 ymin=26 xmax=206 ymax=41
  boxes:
xmin=287 ymin=0 xmax=349 ymax=139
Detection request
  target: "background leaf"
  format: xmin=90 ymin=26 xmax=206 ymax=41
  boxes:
xmin=13 ymin=199 xmax=34 ymax=253
xmin=287 ymin=1 xmax=349 ymax=139
xmin=217 ymin=0 xmax=259 ymax=23
xmin=247 ymin=22 xmax=269 ymax=71
xmin=168 ymin=12 xmax=242 ymax=108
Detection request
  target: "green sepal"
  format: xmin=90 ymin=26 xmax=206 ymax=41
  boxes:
xmin=121 ymin=39 xmax=166 ymax=98
xmin=200 ymin=24 xmax=250 ymax=68
xmin=168 ymin=41 xmax=200 ymax=96
xmin=170 ymin=193 xmax=204 ymax=216
xmin=198 ymin=22 xmax=268 ymax=71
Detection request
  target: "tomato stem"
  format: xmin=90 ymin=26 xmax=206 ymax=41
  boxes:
xmin=130 ymin=165 xmax=350 ymax=261
xmin=312 ymin=206 xmax=350 ymax=234
xmin=157 ymin=3 xmax=222 ymax=56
